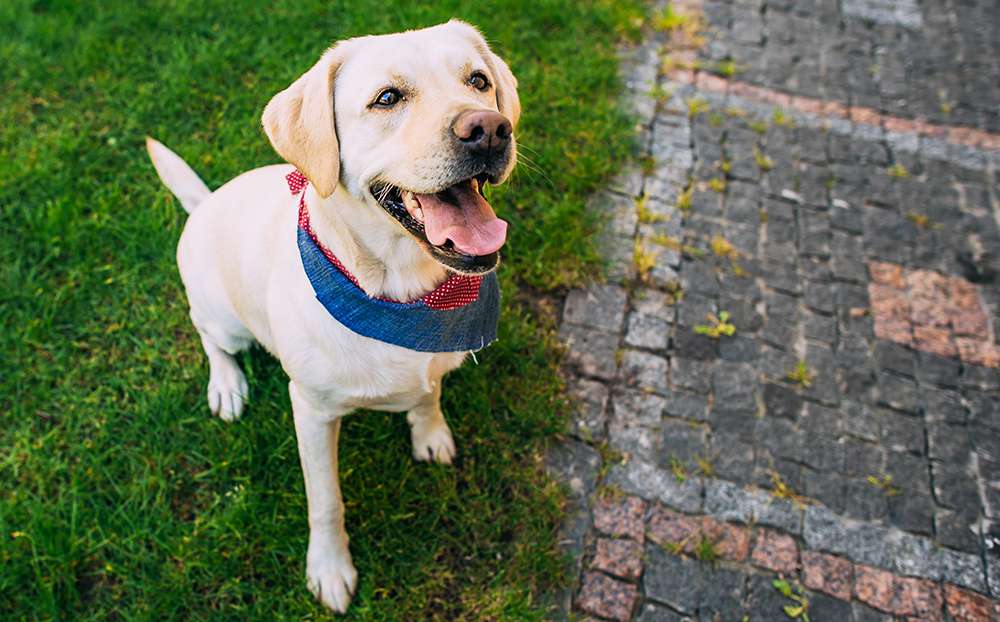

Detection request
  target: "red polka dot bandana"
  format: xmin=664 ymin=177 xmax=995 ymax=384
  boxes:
xmin=288 ymin=170 xmax=500 ymax=352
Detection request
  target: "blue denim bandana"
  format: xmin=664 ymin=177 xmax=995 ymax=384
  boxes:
xmin=290 ymin=171 xmax=501 ymax=353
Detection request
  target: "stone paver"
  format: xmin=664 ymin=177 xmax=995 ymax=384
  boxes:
xmin=549 ymin=0 xmax=1000 ymax=619
xmin=751 ymin=528 xmax=799 ymax=574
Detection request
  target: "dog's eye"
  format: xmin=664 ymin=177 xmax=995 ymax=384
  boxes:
xmin=373 ymin=88 xmax=402 ymax=108
xmin=468 ymin=72 xmax=490 ymax=91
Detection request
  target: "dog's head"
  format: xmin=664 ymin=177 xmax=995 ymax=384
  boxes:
xmin=262 ymin=20 xmax=520 ymax=274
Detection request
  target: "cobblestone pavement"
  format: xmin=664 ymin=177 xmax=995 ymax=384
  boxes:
xmin=547 ymin=1 xmax=1000 ymax=620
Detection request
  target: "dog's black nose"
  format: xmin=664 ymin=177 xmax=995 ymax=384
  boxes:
xmin=452 ymin=110 xmax=512 ymax=154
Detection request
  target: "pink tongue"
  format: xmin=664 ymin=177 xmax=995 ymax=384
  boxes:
xmin=415 ymin=181 xmax=508 ymax=256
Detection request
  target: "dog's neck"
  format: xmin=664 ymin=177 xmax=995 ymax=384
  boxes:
xmin=304 ymin=185 xmax=450 ymax=301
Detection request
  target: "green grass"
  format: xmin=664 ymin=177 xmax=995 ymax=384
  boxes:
xmin=0 ymin=0 xmax=643 ymax=619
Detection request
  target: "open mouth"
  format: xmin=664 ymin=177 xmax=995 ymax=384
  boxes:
xmin=371 ymin=175 xmax=508 ymax=274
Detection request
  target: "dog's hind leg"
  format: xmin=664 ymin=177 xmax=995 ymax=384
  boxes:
xmin=406 ymin=380 xmax=456 ymax=464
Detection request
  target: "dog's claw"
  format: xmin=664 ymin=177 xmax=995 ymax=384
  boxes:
xmin=306 ymin=545 xmax=357 ymax=614
xmin=411 ymin=422 xmax=456 ymax=465
xmin=206 ymin=364 xmax=249 ymax=422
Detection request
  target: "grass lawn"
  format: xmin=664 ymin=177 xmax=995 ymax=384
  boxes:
xmin=0 ymin=0 xmax=643 ymax=619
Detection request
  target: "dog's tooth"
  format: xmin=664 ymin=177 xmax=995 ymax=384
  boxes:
xmin=400 ymin=191 xmax=424 ymax=222
xmin=470 ymin=177 xmax=479 ymax=193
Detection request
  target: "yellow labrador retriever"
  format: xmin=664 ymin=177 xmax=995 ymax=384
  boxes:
xmin=146 ymin=20 xmax=518 ymax=613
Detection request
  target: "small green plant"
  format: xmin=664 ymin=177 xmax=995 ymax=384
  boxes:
xmin=661 ymin=54 xmax=697 ymax=74
xmin=665 ymin=280 xmax=685 ymax=304
xmin=596 ymin=483 xmax=625 ymax=501
xmin=710 ymin=235 xmax=740 ymax=259
xmin=725 ymin=106 xmax=746 ymax=118
xmin=759 ymin=209 xmax=769 ymax=223
xmin=888 ymin=163 xmax=909 ymax=178
xmin=669 ymin=456 xmax=688 ymax=483
xmin=773 ymin=579 xmax=811 ymax=621
xmin=648 ymin=83 xmax=673 ymax=104
xmin=769 ymin=471 xmax=811 ymax=508
xmin=694 ymin=311 xmax=736 ymax=339
xmin=694 ymin=535 xmax=720 ymax=564
xmin=676 ymin=180 xmax=694 ymax=212
xmin=708 ymin=177 xmax=727 ymax=193
xmin=708 ymin=111 xmax=725 ymax=128
xmin=633 ymin=238 xmax=659 ymax=282
xmin=715 ymin=59 xmax=738 ymax=77
xmin=596 ymin=442 xmax=625 ymax=479
xmin=686 ymin=96 xmax=710 ymax=119
xmin=748 ymin=118 xmax=769 ymax=134
xmin=938 ymin=89 xmax=952 ymax=116
xmin=754 ymin=146 xmax=774 ymax=171
xmin=651 ymin=234 xmax=705 ymax=259
xmin=636 ymin=194 xmax=664 ymax=224
xmin=662 ymin=540 xmax=686 ymax=556
xmin=718 ymin=157 xmax=732 ymax=174
xmin=696 ymin=456 xmax=715 ymax=477
xmin=786 ymin=361 xmax=815 ymax=388
xmin=772 ymin=107 xmax=794 ymax=128
xmin=866 ymin=474 xmax=901 ymax=497
xmin=652 ymin=4 xmax=692 ymax=32
xmin=906 ymin=212 xmax=935 ymax=229
xmin=710 ymin=230 xmax=747 ymax=282
xmin=653 ymin=5 xmax=705 ymax=47
xmin=640 ymin=154 xmax=657 ymax=176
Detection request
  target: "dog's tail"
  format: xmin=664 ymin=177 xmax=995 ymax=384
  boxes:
xmin=145 ymin=137 xmax=211 ymax=213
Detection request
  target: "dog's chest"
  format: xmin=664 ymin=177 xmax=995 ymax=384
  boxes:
xmin=291 ymin=324 xmax=468 ymax=411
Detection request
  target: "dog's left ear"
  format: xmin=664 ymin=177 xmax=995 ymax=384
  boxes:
xmin=448 ymin=20 xmax=521 ymax=130
xmin=262 ymin=45 xmax=344 ymax=198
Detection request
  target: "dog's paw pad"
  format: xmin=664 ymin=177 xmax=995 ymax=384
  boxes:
xmin=306 ymin=552 xmax=357 ymax=614
xmin=411 ymin=424 xmax=456 ymax=465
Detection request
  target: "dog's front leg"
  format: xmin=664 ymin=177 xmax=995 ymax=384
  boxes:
xmin=290 ymin=381 xmax=357 ymax=614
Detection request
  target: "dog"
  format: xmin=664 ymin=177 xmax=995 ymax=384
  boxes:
xmin=146 ymin=20 xmax=519 ymax=613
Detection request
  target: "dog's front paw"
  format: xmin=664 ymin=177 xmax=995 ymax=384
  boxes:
xmin=410 ymin=422 xmax=456 ymax=464
xmin=306 ymin=545 xmax=358 ymax=614
xmin=206 ymin=366 xmax=249 ymax=422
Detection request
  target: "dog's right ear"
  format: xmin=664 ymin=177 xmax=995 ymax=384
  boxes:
xmin=262 ymin=46 xmax=343 ymax=198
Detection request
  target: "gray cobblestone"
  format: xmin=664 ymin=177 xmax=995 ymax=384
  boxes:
xmin=936 ymin=546 xmax=987 ymax=592
xmin=563 ymin=284 xmax=628 ymax=333
xmin=619 ymin=349 xmax=669 ymax=394
xmin=704 ymin=479 xmax=802 ymax=534
xmin=567 ymin=377 xmax=609 ymax=441
xmin=669 ymin=357 xmax=712 ymax=394
xmin=625 ymin=313 xmax=670 ymax=350
xmin=606 ymin=460 xmax=703 ymax=514
xmin=635 ymin=603 xmax=687 ymax=622
xmin=556 ymin=1 xmax=1000 ymax=617
xmin=559 ymin=323 xmax=619 ymax=380
xmin=643 ymin=545 xmax=700 ymax=615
